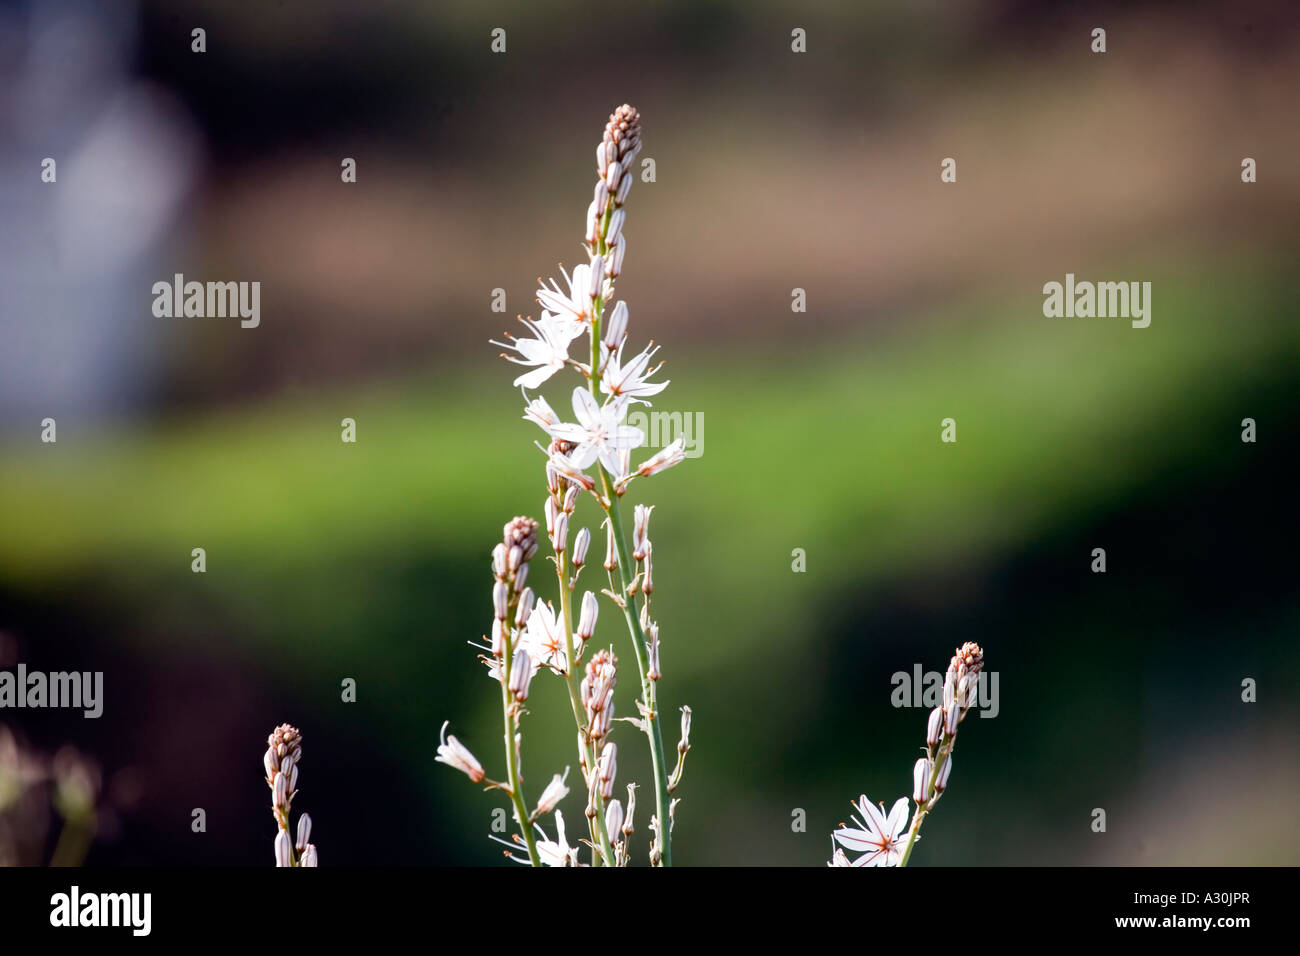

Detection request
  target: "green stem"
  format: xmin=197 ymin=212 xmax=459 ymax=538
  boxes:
xmin=897 ymin=738 xmax=953 ymax=867
xmin=501 ymin=611 xmax=542 ymax=867
xmin=588 ymin=190 xmax=673 ymax=866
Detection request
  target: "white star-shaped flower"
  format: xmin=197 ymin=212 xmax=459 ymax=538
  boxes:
xmin=537 ymin=258 xmax=600 ymax=338
xmin=521 ymin=601 xmax=578 ymax=674
xmin=491 ymin=313 xmax=580 ymax=389
xmin=832 ymin=795 xmax=913 ymax=867
xmin=547 ymin=388 xmax=644 ymax=477
xmin=600 ymin=343 xmax=668 ymax=405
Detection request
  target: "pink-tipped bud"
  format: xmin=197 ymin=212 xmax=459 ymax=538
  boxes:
xmin=604 ymin=522 xmax=618 ymax=570
xmin=632 ymin=503 xmax=652 ymax=560
xmin=263 ymin=748 xmax=277 ymax=780
xmin=607 ymin=235 xmax=626 ymax=277
xmin=515 ymin=587 xmax=535 ymax=629
xmin=273 ymin=771 xmax=288 ymax=811
xmin=607 ymin=208 xmax=626 ymax=246
xmin=492 ymin=580 xmax=509 ymax=621
xmin=944 ymin=701 xmax=960 ymax=737
xmin=604 ymin=300 xmax=629 ymax=351
xmin=572 ymin=528 xmax=591 ymax=568
xmin=275 ymin=829 xmax=293 ymax=867
xmin=492 ymin=543 xmax=507 ymax=580
xmin=513 ymin=561 xmax=529 ymax=593
xmin=605 ymin=798 xmax=624 ymax=838
xmin=576 ymin=591 xmax=599 ymax=642
xmin=563 ymin=485 xmax=580 ymax=514
xmin=936 ymin=756 xmax=953 ymax=793
xmin=926 ymin=706 xmax=943 ymax=747
xmin=296 ymin=813 xmax=312 ymax=853
xmin=597 ymin=743 xmax=618 ymax=799
xmin=912 ymin=758 xmax=930 ymax=804
xmin=552 ymin=511 xmax=569 ymax=553
xmin=509 ymin=646 xmax=533 ymax=702
xmin=647 ymin=622 xmax=661 ymax=681
xmin=642 ymin=540 xmax=654 ymax=594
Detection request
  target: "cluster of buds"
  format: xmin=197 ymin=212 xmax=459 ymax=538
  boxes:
xmin=914 ymin=642 xmax=985 ymax=808
xmin=587 ymin=104 xmax=641 ymax=280
xmin=492 ymin=517 xmax=539 ymax=659
xmin=263 ymin=724 xmax=318 ymax=867
xmin=581 ymin=649 xmax=619 ymax=745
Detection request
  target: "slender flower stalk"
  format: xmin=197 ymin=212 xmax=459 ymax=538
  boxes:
xmin=264 ymin=724 xmax=319 ymax=867
xmin=830 ymin=643 xmax=987 ymax=867
xmin=445 ymin=105 xmax=688 ymax=867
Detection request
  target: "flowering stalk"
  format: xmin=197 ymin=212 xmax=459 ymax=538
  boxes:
xmin=829 ymin=643 xmax=985 ymax=867
xmin=897 ymin=642 xmax=983 ymax=866
xmin=583 ymin=108 xmax=680 ymax=866
xmin=457 ymin=104 xmax=687 ymax=867
xmin=263 ymin=724 xmax=318 ymax=867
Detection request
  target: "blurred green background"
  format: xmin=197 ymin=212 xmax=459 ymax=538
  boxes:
xmin=1 ymin=0 xmax=1297 ymax=865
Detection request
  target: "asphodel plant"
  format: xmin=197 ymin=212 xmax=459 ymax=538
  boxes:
xmin=437 ymin=106 xmax=690 ymax=867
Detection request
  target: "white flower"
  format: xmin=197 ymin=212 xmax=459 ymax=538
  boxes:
xmin=521 ymin=602 xmax=577 ymax=674
xmin=547 ymin=388 xmax=644 ymax=476
xmin=491 ymin=809 xmax=581 ymax=866
xmin=491 ymin=313 xmax=580 ymax=389
xmin=535 ymin=768 xmax=570 ymax=815
xmin=523 ymin=393 xmax=562 ymax=431
xmin=435 ymin=721 xmax=485 ymax=783
xmin=832 ymin=795 xmax=912 ymax=867
xmin=535 ymin=810 xmax=581 ymax=866
xmin=600 ymin=343 xmax=668 ymax=405
xmin=537 ymin=258 xmax=600 ymax=338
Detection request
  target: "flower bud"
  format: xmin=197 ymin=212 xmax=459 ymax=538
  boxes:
xmin=563 ymin=485 xmax=580 ymax=514
xmin=275 ymin=829 xmax=293 ymax=867
xmin=296 ymin=812 xmax=312 ymax=853
xmin=912 ymin=758 xmax=930 ymax=804
xmin=273 ymin=771 xmax=288 ymax=811
xmin=607 ymin=208 xmax=625 ymax=246
xmin=603 ymin=522 xmax=618 ymax=570
xmin=493 ymin=580 xmax=509 ymax=621
xmin=509 ymin=646 xmax=534 ymax=702
xmin=926 ymin=706 xmax=943 ymax=747
xmin=936 ymin=755 xmax=953 ymax=793
xmin=605 ymin=798 xmax=624 ymax=838
xmin=604 ymin=300 xmax=629 ymax=351
xmin=263 ymin=747 xmax=277 ymax=780
xmin=513 ymin=561 xmax=529 ymax=593
xmin=492 ymin=543 xmax=507 ymax=580
xmin=515 ymin=587 xmax=535 ymax=628
xmin=572 ymin=528 xmax=591 ymax=568
xmin=301 ymin=844 xmax=318 ymax=867
xmin=632 ymin=503 xmax=652 ymax=560
xmin=642 ymin=540 xmax=654 ymax=594
xmin=944 ymin=701 xmax=960 ymax=737
xmin=552 ymin=511 xmax=569 ymax=553
xmin=576 ymin=591 xmax=599 ymax=642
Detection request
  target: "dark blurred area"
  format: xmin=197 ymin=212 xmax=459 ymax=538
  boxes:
xmin=2 ymin=0 xmax=1297 ymax=865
